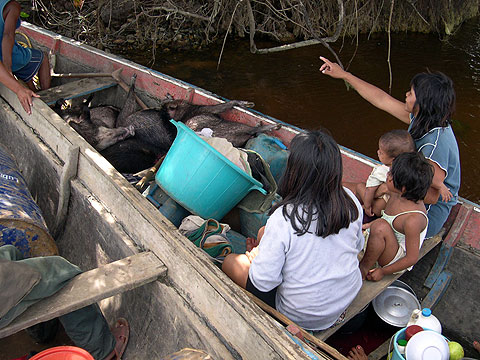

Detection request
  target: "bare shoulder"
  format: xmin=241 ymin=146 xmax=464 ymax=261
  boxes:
xmin=401 ymin=210 xmax=428 ymax=234
xmin=3 ymin=1 xmax=21 ymax=18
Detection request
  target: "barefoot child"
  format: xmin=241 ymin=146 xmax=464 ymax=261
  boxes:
xmin=222 ymin=129 xmax=365 ymax=330
xmin=345 ymin=129 xmax=415 ymax=217
xmin=360 ymin=152 xmax=433 ymax=281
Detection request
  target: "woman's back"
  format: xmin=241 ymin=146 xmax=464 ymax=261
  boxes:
xmin=249 ymin=188 xmax=364 ymax=330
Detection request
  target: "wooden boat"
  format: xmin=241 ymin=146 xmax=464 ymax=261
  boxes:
xmin=0 ymin=22 xmax=478 ymax=359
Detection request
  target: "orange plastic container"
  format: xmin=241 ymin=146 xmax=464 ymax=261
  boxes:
xmin=29 ymin=346 xmax=94 ymax=360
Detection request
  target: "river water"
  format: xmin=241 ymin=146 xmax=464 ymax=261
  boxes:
xmin=128 ymin=17 xmax=480 ymax=203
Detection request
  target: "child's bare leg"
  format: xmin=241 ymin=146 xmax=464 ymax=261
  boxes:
xmin=222 ymin=254 xmax=250 ymax=288
xmin=343 ymin=182 xmax=365 ymax=203
xmin=343 ymin=181 xmax=357 ymax=194
xmin=26 ymin=79 xmax=36 ymax=91
xmin=359 ymin=219 xmax=399 ymax=279
xmin=38 ymin=53 xmax=51 ymax=90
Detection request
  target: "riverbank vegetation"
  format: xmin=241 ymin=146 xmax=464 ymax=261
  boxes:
xmin=19 ymin=0 xmax=479 ymax=60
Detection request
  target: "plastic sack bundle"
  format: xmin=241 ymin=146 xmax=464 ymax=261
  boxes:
xmin=179 ymin=216 xmax=233 ymax=263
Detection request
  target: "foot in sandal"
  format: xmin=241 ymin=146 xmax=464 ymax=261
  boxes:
xmin=474 ymin=340 xmax=480 ymax=353
xmin=103 ymin=318 xmax=129 ymax=360
xmin=347 ymin=345 xmax=368 ymax=360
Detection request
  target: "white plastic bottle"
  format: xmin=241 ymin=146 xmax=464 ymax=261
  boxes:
xmin=407 ymin=308 xmax=442 ymax=333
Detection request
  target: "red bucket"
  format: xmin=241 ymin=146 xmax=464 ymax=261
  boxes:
xmin=29 ymin=346 xmax=94 ymax=360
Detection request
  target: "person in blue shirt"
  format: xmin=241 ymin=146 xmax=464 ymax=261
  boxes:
xmin=320 ymin=56 xmax=460 ymax=238
xmin=1 ymin=0 xmax=50 ymax=91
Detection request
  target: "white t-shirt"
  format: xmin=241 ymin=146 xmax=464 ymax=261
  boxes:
xmin=249 ymin=188 xmax=364 ymax=330
xmin=366 ymin=164 xmax=389 ymax=188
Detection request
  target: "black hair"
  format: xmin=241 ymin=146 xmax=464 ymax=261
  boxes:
xmin=390 ymin=152 xmax=433 ymax=202
xmin=409 ymin=71 xmax=456 ymax=140
xmin=272 ymin=129 xmax=359 ymax=237
xmin=379 ymin=129 xmax=415 ymax=158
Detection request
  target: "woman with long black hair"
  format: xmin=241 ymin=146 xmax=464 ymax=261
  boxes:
xmin=222 ymin=129 xmax=364 ymax=331
xmin=320 ymin=57 xmax=460 ymax=238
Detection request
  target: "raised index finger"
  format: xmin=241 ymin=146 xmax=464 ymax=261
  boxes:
xmin=319 ymin=56 xmax=332 ymax=66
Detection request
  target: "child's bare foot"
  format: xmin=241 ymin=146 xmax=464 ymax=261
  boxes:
xmin=474 ymin=340 xmax=480 ymax=353
xmin=348 ymin=345 xmax=368 ymax=360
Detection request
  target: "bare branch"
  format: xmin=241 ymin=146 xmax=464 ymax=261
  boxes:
xmin=217 ymin=0 xmax=245 ymax=70
xmin=387 ymin=0 xmax=394 ymax=93
xmin=250 ymin=0 xmax=345 ymax=63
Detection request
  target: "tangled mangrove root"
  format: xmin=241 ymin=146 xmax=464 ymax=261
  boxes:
xmin=19 ymin=0 xmax=479 ymax=62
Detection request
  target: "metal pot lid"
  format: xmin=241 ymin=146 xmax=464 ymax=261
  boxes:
xmin=392 ymin=279 xmax=417 ymax=298
xmin=372 ymin=285 xmax=421 ymax=327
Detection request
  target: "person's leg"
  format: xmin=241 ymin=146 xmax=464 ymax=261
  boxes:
xmin=59 ymin=305 xmax=116 ymax=360
xmin=222 ymin=253 xmax=251 ymax=288
xmin=342 ymin=182 xmax=363 ymax=203
xmin=359 ymin=219 xmax=399 ymax=279
xmin=0 ymin=255 xmax=82 ymax=327
xmin=37 ymin=52 xmax=51 ymax=90
xmin=348 ymin=345 xmax=368 ymax=360
xmin=0 ymin=244 xmax=23 ymax=260
xmin=0 ymin=252 xmax=121 ymax=359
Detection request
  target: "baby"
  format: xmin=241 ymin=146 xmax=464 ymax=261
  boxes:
xmin=345 ymin=129 xmax=415 ymax=217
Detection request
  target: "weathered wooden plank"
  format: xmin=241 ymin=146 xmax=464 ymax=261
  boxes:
xmin=0 ymin=251 xmax=167 ymax=339
xmin=37 ymin=77 xmax=117 ymax=105
xmin=315 ymin=233 xmax=443 ymax=341
xmin=422 ymin=270 xmax=453 ymax=309
xmin=368 ymin=337 xmax=392 ymax=360
xmin=424 ymin=206 xmax=471 ymax=288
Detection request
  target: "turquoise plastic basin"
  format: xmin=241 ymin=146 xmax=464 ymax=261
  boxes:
xmin=155 ymin=120 xmax=266 ymax=220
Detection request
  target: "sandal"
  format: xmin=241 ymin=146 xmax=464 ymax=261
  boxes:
xmin=103 ymin=318 xmax=129 ymax=360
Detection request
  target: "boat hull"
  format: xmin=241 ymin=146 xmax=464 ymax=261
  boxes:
xmin=0 ymin=21 xmax=478 ymax=358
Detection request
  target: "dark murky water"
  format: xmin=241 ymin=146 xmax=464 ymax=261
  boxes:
xmin=128 ymin=17 xmax=480 ymax=203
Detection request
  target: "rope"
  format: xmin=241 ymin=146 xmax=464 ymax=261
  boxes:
xmin=15 ymin=31 xmax=32 ymax=48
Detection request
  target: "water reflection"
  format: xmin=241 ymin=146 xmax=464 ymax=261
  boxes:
xmin=128 ymin=17 xmax=480 ymax=203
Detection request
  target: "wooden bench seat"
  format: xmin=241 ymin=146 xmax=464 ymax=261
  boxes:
xmin=0 ymin=251 xmax=167 ymax=339
xmin=314 ymin=232 xmax=443 ymax=341
xmin=37 ymin=77 xmax=117 ymax=106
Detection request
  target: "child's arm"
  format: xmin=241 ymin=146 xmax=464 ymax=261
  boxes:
xmin=1 ymin=1 xmax=21 ymax=74
xmin=424 ymin=160 xmax=448 ymax=204
xmin=367 ymin=214 xmax=424 ymax=281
